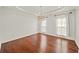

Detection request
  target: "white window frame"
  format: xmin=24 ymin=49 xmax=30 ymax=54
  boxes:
xmin=56 ymin=15 xmax=67 ymax=36
xmin=41 ymin=19 xmax=47 ymax=33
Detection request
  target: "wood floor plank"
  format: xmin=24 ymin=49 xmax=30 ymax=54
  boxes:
xmin=1 ymin=33 xmax=78 ymax=53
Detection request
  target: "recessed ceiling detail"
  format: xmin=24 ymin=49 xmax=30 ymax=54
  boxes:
xmin=0 ymin=6 xmax=77 ymax=16
xmin=16 ymin=6 xmax=64 ymax=16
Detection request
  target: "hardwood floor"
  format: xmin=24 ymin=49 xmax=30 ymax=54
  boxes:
xmin=1 ymin=33 xmax=78 ymax=53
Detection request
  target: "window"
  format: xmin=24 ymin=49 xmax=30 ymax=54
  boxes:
xmin=56 ymin=15 xmax=67 ymax=36
xmin=41 ymin=19 xmax=47 ymax=33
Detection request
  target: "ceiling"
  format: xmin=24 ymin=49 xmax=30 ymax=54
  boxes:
xmin=0 ymin=6 xmax=79 ymax=16
xmin=16 ymin=6 xmax=64 ymax=16
xmin=18 ymin=6 xmax=61 ymax=15
xmin=16 ymin=6 xmax=78 ymax=16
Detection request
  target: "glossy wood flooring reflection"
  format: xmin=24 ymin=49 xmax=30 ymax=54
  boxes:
xmin=1 ymin=33 xmax=78 ymax=53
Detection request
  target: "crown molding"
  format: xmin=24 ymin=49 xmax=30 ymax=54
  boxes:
xmin=15 ymin=6 xmax=76 ymax=17
xmin=16 ymin=6 xmax=37 ymax=16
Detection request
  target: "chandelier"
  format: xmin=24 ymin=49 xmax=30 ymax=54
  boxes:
xmin=37 ymin=6 xmax=46 ymax=21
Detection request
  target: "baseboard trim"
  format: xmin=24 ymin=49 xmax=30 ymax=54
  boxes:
xmin=1 ymin=32 xmax=76 ymax=44
xmin=43 ymin=33 xmax=79 ymax=52
xmin=42 ymin=32 xmax=74 ymax=40
xmin=75 ymin=40 xmax=79 ymax=50
xmin=1 ymin=32 xmax=38 ymax=43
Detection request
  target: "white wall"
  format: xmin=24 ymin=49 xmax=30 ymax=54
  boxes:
xmin=46 ymin=15 xmax=56 ymax=35
xmin=41 ymin=10 xmax=78 ymax=43
xmin=0 ymin=7 xmax=37 ymax=43
xmin=37 ymin=19 xmax=41 ymax=32
xmin=66 ymin=10 xmax=76 ymax=39
xmin=75 ymin=8 xmax=79 ymax=48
